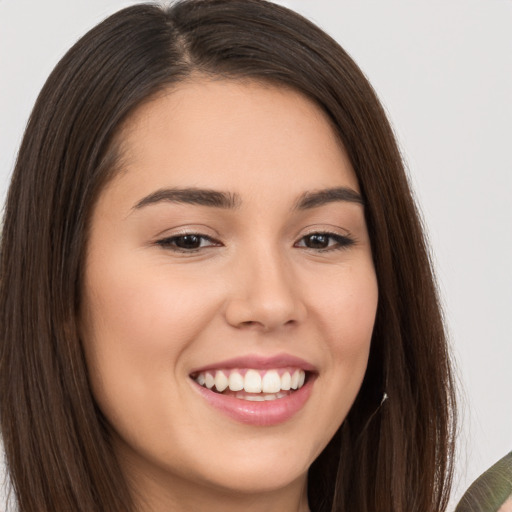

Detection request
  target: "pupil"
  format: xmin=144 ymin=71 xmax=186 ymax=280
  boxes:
xmin=176 ymin=235 xmax=201 ymax=249
xmin=307 ymin=234 xmax=328 ymax=248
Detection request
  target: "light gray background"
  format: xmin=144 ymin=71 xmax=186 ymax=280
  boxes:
xmin=1 ymin=1 xmax=511 ymax=509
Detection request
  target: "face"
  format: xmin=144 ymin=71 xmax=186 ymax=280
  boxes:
xmin=80 ymin=79 xmax=378 ymax=508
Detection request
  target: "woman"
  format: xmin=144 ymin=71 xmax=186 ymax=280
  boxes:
xmin=0 ymin=1 xmax=457 ymax=511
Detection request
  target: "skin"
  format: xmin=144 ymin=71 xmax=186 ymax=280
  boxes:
xmin=80 ymin=78 xmax=379 ymax=512
xmin=500 ymin=498 xmax=512 ymax=512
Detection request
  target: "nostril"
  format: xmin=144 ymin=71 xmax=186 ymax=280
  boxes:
xmin=239 ymin=320 xmax=260 ymax=329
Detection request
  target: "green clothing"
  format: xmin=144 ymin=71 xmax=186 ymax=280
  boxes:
xmin=456 ymin=452 xmax=512 ymax=512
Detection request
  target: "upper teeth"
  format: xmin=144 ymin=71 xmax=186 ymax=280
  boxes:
xmin=194 ymin=368 xmax=306 ymax=394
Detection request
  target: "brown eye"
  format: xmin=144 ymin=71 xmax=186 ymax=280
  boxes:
xmin=304 ymin=234 xmax=330 ymax=249
xmin=174 ymin=235 xmax=202 ymax=249
xmin=296 ymin=232 xmax=355 ymax=251
xmin=156 ymin=234 xmax=219 ymax=251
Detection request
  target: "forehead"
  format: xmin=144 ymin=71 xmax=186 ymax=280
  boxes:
xmin=107 ymin=78 xmax=359 ymax=206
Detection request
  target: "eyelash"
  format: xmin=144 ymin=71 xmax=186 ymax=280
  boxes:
xmin=294 ymin=232 xmax=355 ymax=251
xmin=156 ymin=234 xmax=220 ymax=252
xmin=155 ymin=231 xmax=355 ymax=253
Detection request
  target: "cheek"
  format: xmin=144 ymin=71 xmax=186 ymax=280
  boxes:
xmin=79 ymin=261 xmax=229 ymax=458
xmin=82 ymin=260 xmax=219 ymax=355
xmin=312 ymin=261 xmax=378 ymax=353
xmin=305 ymin=261 xmax=378 ymax=427
xmin=79 ymin=257 xmax=224 ymax=417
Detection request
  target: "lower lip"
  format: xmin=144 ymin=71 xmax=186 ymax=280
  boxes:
xmin=191 ymin=377 xmax=315 ymax=426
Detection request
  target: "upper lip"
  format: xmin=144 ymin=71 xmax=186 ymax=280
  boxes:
xmin=189 ymin=353 xmax=317 ymax=375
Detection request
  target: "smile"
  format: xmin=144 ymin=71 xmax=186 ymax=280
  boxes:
xmin=191 ymin=368 xmax=307 ymax=401
xmin=189 ymin=355 xmax=316 ymax=426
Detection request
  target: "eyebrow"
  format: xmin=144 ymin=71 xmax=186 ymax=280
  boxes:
xmin=293 ymin=187 xmax=364 ymax=210
xmin=132 ymin=187 xmax=241 ymax=210
xmin=132 ymin=185 xmax=363 ymax=212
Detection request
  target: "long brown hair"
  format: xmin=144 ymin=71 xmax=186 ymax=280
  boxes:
xmin=0 ymin=1 xmax=456 ymax=510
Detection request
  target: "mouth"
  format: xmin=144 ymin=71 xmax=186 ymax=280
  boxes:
xmin=189 ymin=354 xmax=316 ymax=426
xmin=190 ymin=367 xmax=308 ymax=402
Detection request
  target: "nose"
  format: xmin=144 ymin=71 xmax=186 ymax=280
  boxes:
xmin=224 ymin=246 xmax=307 ymax=332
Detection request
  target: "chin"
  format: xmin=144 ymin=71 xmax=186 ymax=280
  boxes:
xmin=200 ymin=459 xmax=309 ymax=495
xmin=184 ymin=433 xmax=319 ymax=495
